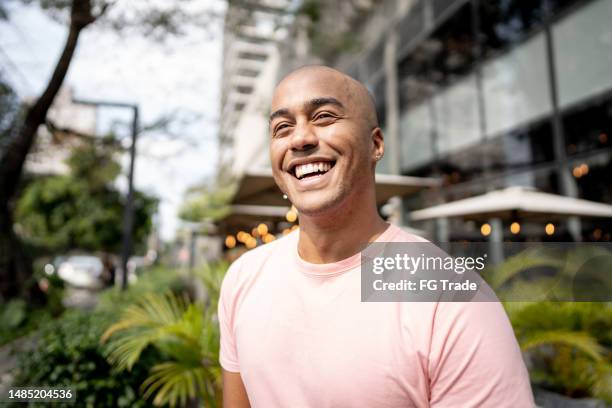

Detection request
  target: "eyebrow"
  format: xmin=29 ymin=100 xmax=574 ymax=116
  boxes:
xmin=269 ymin=97 xmax=344 ymax=124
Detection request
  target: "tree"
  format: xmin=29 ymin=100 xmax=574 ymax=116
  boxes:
xmin=0 ymin=0 xmax=218 ymax=301
xmin=15 ymin=140 xmax=157 ymax=257
xmin=179 ymin=183 xmax=235 ymax=224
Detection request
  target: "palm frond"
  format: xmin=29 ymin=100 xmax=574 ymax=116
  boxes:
xmin=195 ymin=262 xmax=228 ymax=310
xmin=101 ymin=292 xmax=188 ymax=342
xmin=592 ymin=362 xmax=612 ymax=402
xmin=141 ymin=362 xmax=208 ymax=407
xmin=486 ymin=247 xmax=564 ymax=290
xmin=521 ymin=330 xmax=606 ymax=362
xmin=102 ymin=289 xmax=222 ymax=406
xmin=101 ymin=292 xmax=192 ymax=370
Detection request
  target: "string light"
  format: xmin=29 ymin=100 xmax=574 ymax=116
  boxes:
xmin=510 ymin=222 xmax=521 ymax=234
xmin=480 ymin=223 xmax=492 ymax=236
xmin=245 ymin=237 xmax=257 ymax=249
xmin=257 ymin=223 xmax=269 ymax=236
xmin=262 ymin=233 xmax=276 ymax=243
xmin=545 ymin=223 xmax=555 ymax=236
xmin=286 ymin=210 xmax=297 ymax=222
xmin=236 ymin=231 xmax=248 ymax=243
xmin=573 ymin=163 xmax=590 ymax=178
xmin=225 ymin=235 xmax=236 ymax=248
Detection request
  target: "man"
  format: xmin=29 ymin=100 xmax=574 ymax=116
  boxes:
xmin=218 ymin=65 xmax=534 ymax=407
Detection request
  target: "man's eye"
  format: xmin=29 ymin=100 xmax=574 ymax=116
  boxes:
xmin=273 ymin=123 xmax=290 ymax=136
xmin=314 ymin=112 xmax=335 ymax=121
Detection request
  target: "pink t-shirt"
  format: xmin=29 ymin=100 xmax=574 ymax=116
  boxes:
xmin=218 ymin=224 xmax=534 ymax=407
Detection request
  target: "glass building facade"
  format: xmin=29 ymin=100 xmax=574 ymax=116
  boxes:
xmin=347 ymin=0 xmax=612 ymax=241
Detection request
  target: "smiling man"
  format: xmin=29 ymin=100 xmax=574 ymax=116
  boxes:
xmin=218 ymin=66 xmax=534 ymax=407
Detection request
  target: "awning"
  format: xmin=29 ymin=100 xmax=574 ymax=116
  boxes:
xmin=410 ymin=187 xmax=612 ymax=222
xmin=232 ymin=168 xmax=439 ymax=206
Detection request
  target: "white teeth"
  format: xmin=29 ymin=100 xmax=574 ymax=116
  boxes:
xmin=294 ymin=161 xmax=333 ymax=179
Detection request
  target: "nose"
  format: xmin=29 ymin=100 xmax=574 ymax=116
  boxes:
xmin=289 ymin=122 xmax=318 ymax=152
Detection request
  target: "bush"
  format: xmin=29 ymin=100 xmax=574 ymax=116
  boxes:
xmin=488 ymin=247 xmax=612 ymax=403
xmin=100 ymin=262 xmax=230 ymax=407
xmin=9 ymin=265 xmax=215 ymax=407
xmin=0 ymin=266 xmax=65 ymax=346
xmin=10 ymin=309 xmax=160 ymax=408
xmin=97 ymin=266 xmax=190 ymax=314
xmin=7 ymin=266 xmax=190 ymax=407
xmin=509 ymin=302 xmax=612 ymax=403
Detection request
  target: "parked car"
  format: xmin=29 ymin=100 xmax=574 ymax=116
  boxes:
xmin=56 ymin=255 xmax=105 ymax=289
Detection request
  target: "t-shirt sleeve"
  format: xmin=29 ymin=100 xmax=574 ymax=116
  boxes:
xmin=218 ymin=257 xmax=243 ymax=373
xmin=428 ymin=301 xmax=535 ymax=407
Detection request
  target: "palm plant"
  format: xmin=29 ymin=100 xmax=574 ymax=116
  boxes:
xmin=485 ymin=247 xmax=612 ymax=402
xmin=101 ymin=291 xmax=222 ymax=407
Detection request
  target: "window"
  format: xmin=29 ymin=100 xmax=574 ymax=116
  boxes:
xmin=478 ymin=1 xmax=545 ymax=57
xmin=553 ymin=0 xmax=612 ymax=109
xmin=481 ymin=33 xmax=551 ymax=138
xmin=400 ymin=101 xmax=433 ymax=171
xmin=433 ymin=73 xmax=481 ymax=155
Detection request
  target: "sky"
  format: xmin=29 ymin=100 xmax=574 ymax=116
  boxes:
xmin=0 ymin=0 xmax=226 ymax=241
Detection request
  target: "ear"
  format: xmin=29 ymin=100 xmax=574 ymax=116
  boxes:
xmin=370 ymin=127 xmax=384 ymax=163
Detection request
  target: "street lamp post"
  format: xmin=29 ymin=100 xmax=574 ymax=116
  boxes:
xmin=73 ymin=98 xmax=139 ymax=291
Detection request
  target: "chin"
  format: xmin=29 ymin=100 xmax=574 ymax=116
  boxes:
xmin=292 ymin=189 xmax=347 ymax=217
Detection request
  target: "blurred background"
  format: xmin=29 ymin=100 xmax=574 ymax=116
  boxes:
xmin=0 ymin=0 xmax=611 ymax=407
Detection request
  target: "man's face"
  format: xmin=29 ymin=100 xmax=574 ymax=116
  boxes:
xmin=269 ymin=69 xmax=380 ymax=216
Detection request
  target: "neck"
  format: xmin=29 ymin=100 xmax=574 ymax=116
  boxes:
xmin=296 ymin=188 xmax=389 ymax=264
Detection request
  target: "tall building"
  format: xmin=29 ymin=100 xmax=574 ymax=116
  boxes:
xmin=274 ymin=0 xmax=612 ymax=242
xmin=218 ymin=0 xmax=292 ymax=176
xmin=218 ymin=0 xmax=612 ymax=243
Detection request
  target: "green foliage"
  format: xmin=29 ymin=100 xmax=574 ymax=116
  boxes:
xmin=194 ymin=261 xmax=229 ymax=312
xmin=179 ymin=183 xmax=235 ymax=223
xmin=8 ymin=265 xmax=189 ymax=406
xmin=0 ymin=264 xmax=65 ymax=345
xmin=102 ymin=291 xmax=222 ymax=407
xmin=98 ymin=266 xmax=189 ymax=314
xmin=15 ymin=140 xmax=157 ymax=254
xmin=297 ymin=0 xmax=321 ymax=23
xmin=66 ymin=139 xmax=122 ymax=190
xmin=0 ymin=298 xmax=27 ymax=331
xmin=10 ymin=309 xmax=159 ymax=408
xmin=99 ymin=262 xmax=229 ymax=406
xmin=510 ymin=302 xmax=612 ymax=401
xmin=490 ymin=248 xmax=612 ymax=402
xmin=16 ymin=0 xmax=219 ymax=41
xmin=296 ymin=0 xmax=362 ymax=59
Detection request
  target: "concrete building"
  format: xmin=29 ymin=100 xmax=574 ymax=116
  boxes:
xmin=219 ymin=0 xmax=612 ymax=243
xmin=218 ymin=0 xmax=292 ymax=176
xmin=274 ymin=0 xmax=612 ymax=242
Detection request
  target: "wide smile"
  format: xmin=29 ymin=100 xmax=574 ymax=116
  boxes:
xmin=288 ymin=160 xmax=336 ymax=189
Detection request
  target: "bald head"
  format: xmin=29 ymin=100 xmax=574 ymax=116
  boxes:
xmin=272 ymin=65 xmax=379 ymax=129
